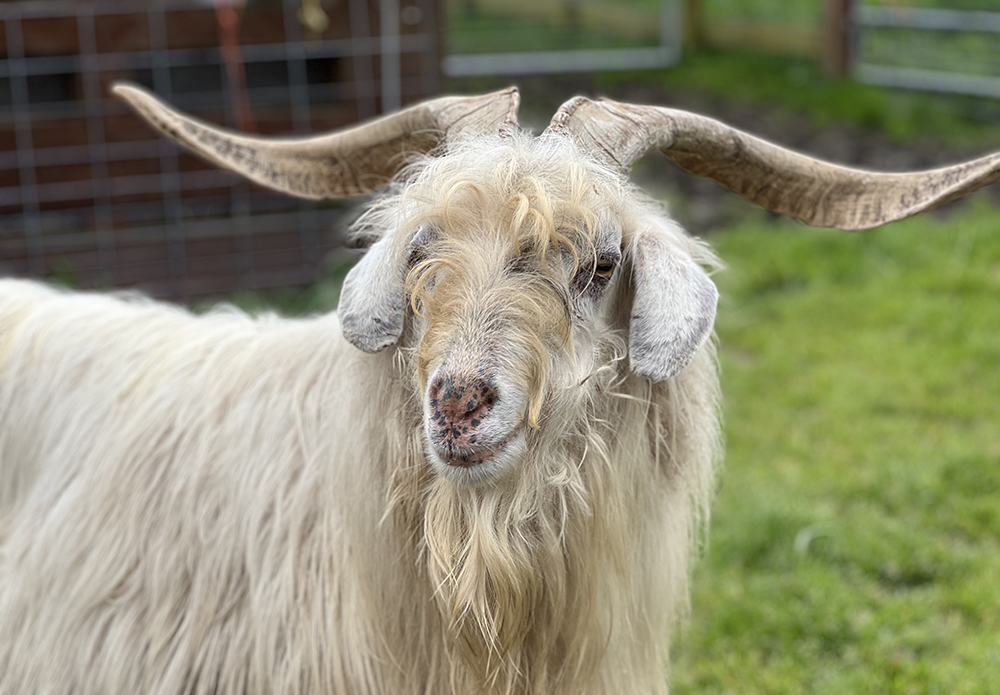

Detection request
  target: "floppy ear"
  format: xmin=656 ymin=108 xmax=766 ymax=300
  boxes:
xmin=628 ymin=229 xmax=718 ymax=381
xmin=337 ymin=232 xmax=406 ymax=353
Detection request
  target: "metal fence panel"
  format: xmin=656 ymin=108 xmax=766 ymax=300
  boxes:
xmin=0 ymin=0 xmax=442 ymax=299
xmin=853 ymin=2 xmax=1000 ymax=99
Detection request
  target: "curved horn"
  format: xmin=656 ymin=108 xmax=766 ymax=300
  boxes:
xmin=113 ymin=83 xmax=520 ymax=199
xmin=546 ymin=96 xmax=1000 ymax=231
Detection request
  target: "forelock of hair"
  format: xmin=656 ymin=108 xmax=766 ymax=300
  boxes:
xmin=350 ymin=133 xmax=628 ymax=257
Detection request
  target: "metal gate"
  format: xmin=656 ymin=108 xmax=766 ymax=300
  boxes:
xmin=853 ymin=1 xmax=1000 ymax=99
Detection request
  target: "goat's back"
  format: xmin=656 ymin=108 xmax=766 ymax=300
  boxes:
xmin=0 ymin=278 xmax=408 ymax=694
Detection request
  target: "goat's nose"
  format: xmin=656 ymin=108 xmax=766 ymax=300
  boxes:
xmin=428 ymin=374 xmax=497 ymax=436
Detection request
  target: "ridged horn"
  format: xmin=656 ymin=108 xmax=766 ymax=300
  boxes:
xmin=546 ymin=96 xmax=1000 ymax=231
xmin=113 ymin=82 xmax=520 ymax=199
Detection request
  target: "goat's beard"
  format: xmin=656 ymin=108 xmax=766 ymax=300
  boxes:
xmin=385 ymin=345 xmax=656 ymax=695
xmin=418 ymin=430 xmax=622 ymax=695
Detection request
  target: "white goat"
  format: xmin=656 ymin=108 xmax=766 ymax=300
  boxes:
xmin=1 ymin=85 xmax=998 ymax=695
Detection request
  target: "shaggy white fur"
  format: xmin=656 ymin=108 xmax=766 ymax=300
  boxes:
xmin=0 ymin=134 xmax=721 ymax=695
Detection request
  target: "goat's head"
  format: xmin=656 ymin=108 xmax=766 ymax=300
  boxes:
xmin=115 ymin=84 xmax=1000 ymax=487
xmin=337 ymin=132 xmax=722 ymax=484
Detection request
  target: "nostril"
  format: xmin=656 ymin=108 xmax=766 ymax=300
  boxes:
xmin=465 ymin=400 xmax=488 ymax=424
xmin=459 ymin=383 xmax=496 ymax=425
xmin=467 ymin=384 xmax=496 ymax=423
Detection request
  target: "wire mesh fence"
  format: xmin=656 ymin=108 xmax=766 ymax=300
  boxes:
xmin=0 ymin=0 xmax=441 ymax=299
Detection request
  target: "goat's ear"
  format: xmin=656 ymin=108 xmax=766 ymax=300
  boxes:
xmin=628 ymin=230 xmax=718 ymax=381
xmin=337 ymin=233 xmax=405 ymax=353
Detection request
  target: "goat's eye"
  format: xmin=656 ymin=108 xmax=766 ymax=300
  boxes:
xmin=570 ymin=248 xmax=621 ymax=299
xmin=594 ymin=262 xmax=615 ymax=278
xmin=407 ymin=246 xmax=426 ymax=266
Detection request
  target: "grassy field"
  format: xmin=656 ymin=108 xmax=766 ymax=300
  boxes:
xmin=671 ymin=199 xmax=1000 ymax=694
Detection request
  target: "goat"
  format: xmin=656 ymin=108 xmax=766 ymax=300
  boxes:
xmin=1 ymin=84 xmax=998 ymax=695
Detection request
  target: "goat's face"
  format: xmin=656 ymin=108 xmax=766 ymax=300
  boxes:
xmin=409 ymin=175 xmax=624 ymax=483
xmin=411 ymin=222 xmax=583 ymax=483
xmin=338 ymin=135 xmax=718 ymax=483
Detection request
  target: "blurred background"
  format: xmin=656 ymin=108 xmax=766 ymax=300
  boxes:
xmin=7 ymin=0 xmax=1000 ymax=300
xmin=1 ymin=1 xmax=998 ymax=693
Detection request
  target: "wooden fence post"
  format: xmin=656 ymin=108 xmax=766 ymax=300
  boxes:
xmin=823 ymin=0 xmax=852 ymax=77
xmin=684 ymin=0 xmax=703 ymax=50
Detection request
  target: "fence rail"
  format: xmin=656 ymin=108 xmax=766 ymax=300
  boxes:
xmin=852 ymin=3 xmax=1000 ymax=99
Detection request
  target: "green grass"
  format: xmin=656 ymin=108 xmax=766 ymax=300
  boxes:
xmin=670 ymin=198 xmax=1000 ymax=694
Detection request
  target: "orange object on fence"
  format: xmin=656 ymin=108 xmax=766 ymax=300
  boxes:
xmin=214 ymin=0 xmax=257 ymax=133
